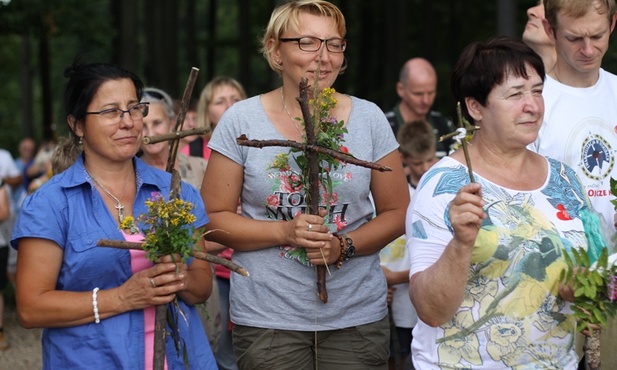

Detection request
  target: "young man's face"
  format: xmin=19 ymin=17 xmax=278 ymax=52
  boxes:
xmin=546 ymin=7 xmax=615 ymax=76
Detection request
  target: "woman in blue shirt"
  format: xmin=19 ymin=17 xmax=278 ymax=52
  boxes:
xmin=11 ymin=62 xmax=217 ymax=369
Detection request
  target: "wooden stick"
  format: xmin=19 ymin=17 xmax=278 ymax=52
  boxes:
xmin=456 ymin=102 xmax=476 ymax=183
xmin=97 ymin=239 xmax=250 ymax=277
xmin=159 ymin=67 xmax=198 ymax=370
xmin=297 ymin=78 xmax=328 ymax=304
xmin=143 ymin=127 xmax=210 ymax=145
xmin=166 ymin=67 xmax=200 ymax=174
xmin=236 ymin=136 xmax=392 ymax=172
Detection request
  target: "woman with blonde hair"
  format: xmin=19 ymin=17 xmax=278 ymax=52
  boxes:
xmin=183 ymin=77 xmax=247 ymax=160
xmin=201 ymin=1 xmax=408 ymax=369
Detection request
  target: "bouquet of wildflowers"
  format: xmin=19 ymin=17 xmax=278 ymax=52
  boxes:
xmin=119 ymin=192 xmax=200 ymax=369
xmin=120 ymin=193 xmax=198 ymax=265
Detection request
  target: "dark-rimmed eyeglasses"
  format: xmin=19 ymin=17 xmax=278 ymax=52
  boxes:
xmin=279 ymin=36 xmax=347 ymax=53
xmin=85 ymin=102 xmax=150 ymax=124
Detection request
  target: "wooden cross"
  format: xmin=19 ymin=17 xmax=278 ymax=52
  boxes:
xmin=438 ymin=102 xmax=481 ymax=183
xmin=237 ymin=78 xmax=391 ymax=303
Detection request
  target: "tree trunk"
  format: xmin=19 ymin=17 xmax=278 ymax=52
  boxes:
xmin=20 ymin=32 xmax=33 ymax=138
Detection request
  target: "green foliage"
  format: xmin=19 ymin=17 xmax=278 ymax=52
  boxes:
xmin=268 ymin=87 xmax=349 ymax=208
xmin=560 ymin=246 xmax=617 ymax=333
xmin=120 ymin=194 xmax=199 ymax=264
xmin=610 ymin=177 xmax=617 ymax=210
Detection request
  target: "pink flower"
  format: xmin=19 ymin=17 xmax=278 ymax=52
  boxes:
xmin=281 ymin=174 xmax=303 ymax=192
xmin=332 ymin=214 xmax=347 ymax=231
xmin=323 ymin=191 xmax=338 ymax=205
xmin=266 ymin=195 xmax=279 ymax=207
xmin=609 ymin=276 xmax=617 ymax=302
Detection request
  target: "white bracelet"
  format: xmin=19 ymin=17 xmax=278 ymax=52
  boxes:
xmin=92 ymin=287 xmax=100 ymax=324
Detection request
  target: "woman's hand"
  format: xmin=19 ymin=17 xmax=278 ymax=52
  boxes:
xmin=119 ymin=257 xmax=187 ymax=311
xmin=449 ymin=182 xmax=485 ymax=249
xmin=286 ymin=209 xmax=335 ymax=265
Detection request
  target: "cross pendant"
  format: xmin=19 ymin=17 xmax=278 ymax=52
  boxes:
xmin=115 ymin=203 xmax=125 ymax=222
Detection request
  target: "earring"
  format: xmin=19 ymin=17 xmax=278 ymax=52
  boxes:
xmin=78 ymin=136 xmax=83 ymax=145
xmin=276 ymin=59 xmax=282 ymax=64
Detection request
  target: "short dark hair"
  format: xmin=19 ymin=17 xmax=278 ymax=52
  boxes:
xmin=63 ymin=61 xmax=144 ymax=126
xmin=451 ymin=36 xmax=545 ymax=123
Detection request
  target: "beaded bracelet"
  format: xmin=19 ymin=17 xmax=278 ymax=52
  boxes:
xmin=92 ymin=287 xmax=100 ymax=324
xmin=335 ymin=235 xmax=345 ymax=269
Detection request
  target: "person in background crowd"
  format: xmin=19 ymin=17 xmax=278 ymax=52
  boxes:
xmin=522 ymin=0 xmax=557 ymax=72
xmin=379 ymin=120 xmax=436 ymax=370
xmin=13 ymin=137 xmax=36 ymax=207
xmin=25 ymin=140 xmax=56 ymax=193
xmin=532 ymin=1 xmax=617 ymax=367
xmin=7 ymin=138 xmax=37 ymax=288
xmin=11 ymin=61 xmax=217 ymax=369
xmin=202 ymin=1 xmax=408 ymax=369
xmin=196 ymin=76 xmax=247 ymax=370
xmin=0 ymin=180 xmax=11 ymax=350
xmin=397 ymin=120 xmax=438 ymax=189
xmin=177 ymin=98 xmax=201 ymax=156
xmin=384 ymin=58 xmax=454 ymax=158
xmin=186 ymin=77 xmax=247 ymax=161
xmin=0 ymin=149 xmax=22 ymax=190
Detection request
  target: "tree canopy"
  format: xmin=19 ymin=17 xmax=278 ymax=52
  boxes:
xmin=1 ymin=0 xmax=615 ymax=154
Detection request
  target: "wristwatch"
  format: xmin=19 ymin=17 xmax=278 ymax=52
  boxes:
xmin=343 ymin=234 xmax=356 ymax=260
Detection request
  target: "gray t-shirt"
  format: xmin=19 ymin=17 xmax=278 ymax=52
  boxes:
xmin=209 ymin=94 xmax=399 ymax=330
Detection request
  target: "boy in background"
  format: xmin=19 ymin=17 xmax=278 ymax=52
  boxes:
xmin=380 ymin=120 xmax=436 ymax=370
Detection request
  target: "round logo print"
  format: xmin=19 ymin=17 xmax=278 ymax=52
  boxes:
xmin=580 ymin=134 xmax=614 ymax=181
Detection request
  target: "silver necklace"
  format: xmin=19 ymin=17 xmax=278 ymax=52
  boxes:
xmin=280 ymin=87 xmax=303 ymax=135
xmin=89 ymin=174 xmax=128 ymax=222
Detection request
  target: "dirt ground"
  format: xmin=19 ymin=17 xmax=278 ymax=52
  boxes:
xmin=0 ymin=304 xmax=42 ymax=370
xmin=1 ymin=302 xmax=616 ymax=369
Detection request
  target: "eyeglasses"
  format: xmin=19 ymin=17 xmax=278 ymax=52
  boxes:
xmin=279 ymin=36 xmax=347 ymax=53
xmin=85 ymin=102 xmax=150 ymax=124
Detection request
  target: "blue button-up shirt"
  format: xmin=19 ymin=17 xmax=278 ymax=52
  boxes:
xmin=11 ymin=155 xmax=217 ymax=369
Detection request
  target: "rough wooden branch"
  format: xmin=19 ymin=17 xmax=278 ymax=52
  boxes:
xmin=297 ymin=78 xmax=328 ymax=304
xmin=162 ymin=67 xmax=198 ymax=370
xmin=167 ymin=67 xmax=200 ymax=174
xmin=97 ymin=239 xmax=250 ymax=277
xmin=143 ymin=127 xmax=210 ymax=145
xmin=236 ymin=136 xmax=392 ymax=172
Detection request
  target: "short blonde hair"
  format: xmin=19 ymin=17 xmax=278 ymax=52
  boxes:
xmin=545 ymin=0 xmax=616 ymax=30
xmin=196 ymin=76 xmax=247 ymax=130
xmin=260 ymin=0 xmax=346 ymax=75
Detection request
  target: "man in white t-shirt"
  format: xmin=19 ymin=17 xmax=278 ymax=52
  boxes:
xmin=532 ymin=0 xmax=617 ymax=234
xmin=531 ymin=0 xmax=617 ymax=367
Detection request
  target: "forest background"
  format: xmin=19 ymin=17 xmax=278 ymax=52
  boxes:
xmin=1 ymin=0 xmax=617 ymax=155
